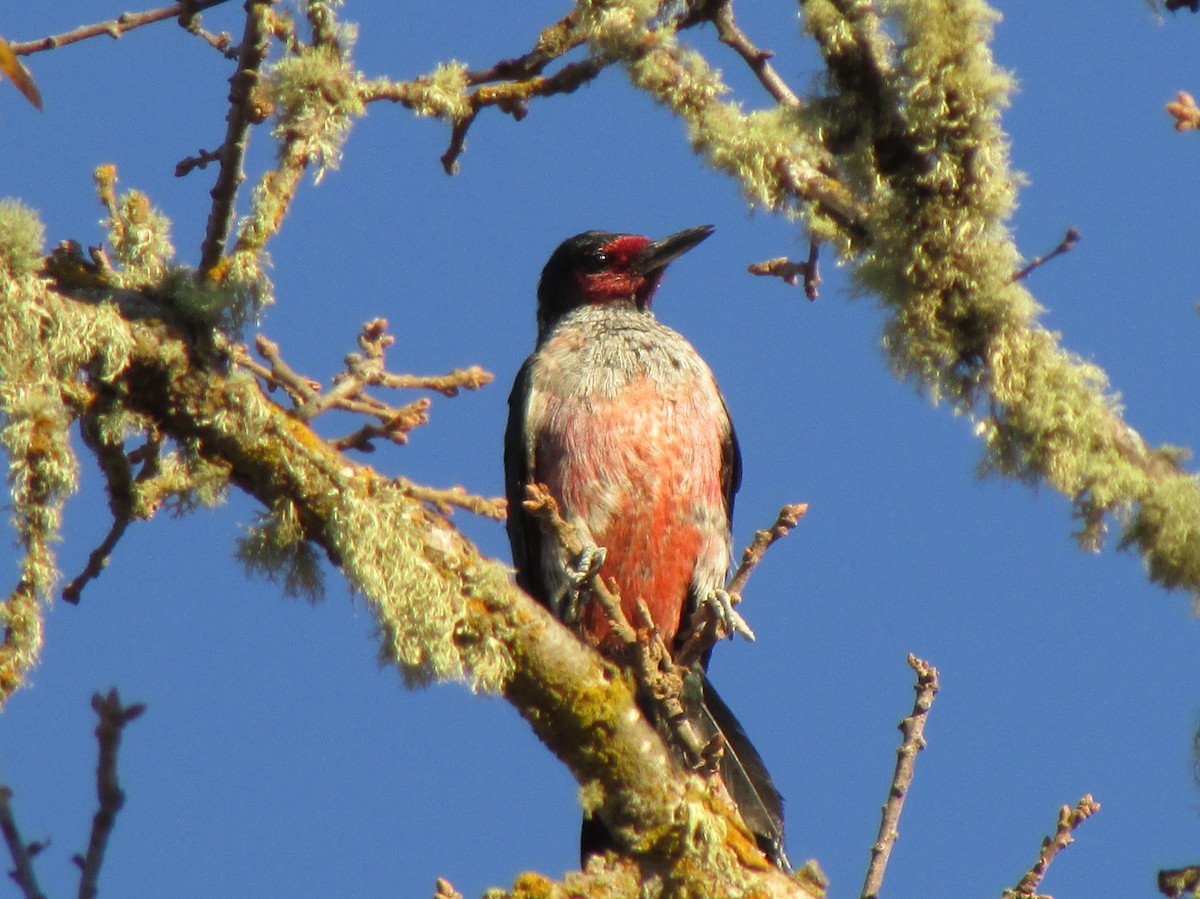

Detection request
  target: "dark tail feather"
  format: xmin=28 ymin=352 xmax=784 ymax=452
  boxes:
xmin=696 ymin=675 xmax=791 ymax=871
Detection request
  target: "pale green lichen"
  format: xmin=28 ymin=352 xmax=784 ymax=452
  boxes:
xmin=403 ymin=61 xmax=472 ymax=124
xmin=577 ymin=0 xmax=1200 ymax=599
xmin=163 ymin=264 xmax=269 ymax=334
xmin=104 ymin=189 xmax=175 ymax=286
xmin=327 ymin=475 xmax=514 ymax=693
xmin=582 ymin=10 xmax=827 ymax=222
xmin=237 ymin=500 xmax=325 ymax=602
xmin=264 ymin=41 xmax=364 ymax=183
xmin=0 ymin=200 xmax=45 ymax=280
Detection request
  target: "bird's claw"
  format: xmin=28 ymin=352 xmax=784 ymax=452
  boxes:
xmin=562 ymin=544 xmax=607 ymax=624
xmin=703 ymin=588 xmax=756 ymax=642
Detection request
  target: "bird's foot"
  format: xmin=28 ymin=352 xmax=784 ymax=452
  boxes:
xmin=701 ymin=588 xmax=756 ymax=643
xmin=562 ymin=543 xmax=607 ymax=624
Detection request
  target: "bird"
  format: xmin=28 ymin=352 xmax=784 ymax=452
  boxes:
xmin=504 ymin=224 xmax=789 ymax=870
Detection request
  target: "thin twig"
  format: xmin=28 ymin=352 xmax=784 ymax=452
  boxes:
xmin=861 ymin=654 xmax=940 ymax=899
xmin=240 ymin=323 xmax=491 ymax=453
xmin=377 ymin=366 xmax=493 ymax=397
xmin=747 ymin=241 xmax=822 ymax=300
xmin=727 ymin=503 xmax=808 ymax=597
xmin=1003 ymin=795 xmax=1101 ymax=899
xmin=707 ymin=0 xmax=800 ymax=109
xmin=521 ymin=485 xmax=636 ymax=642
xmin=675 ymin=502 xmax=806 ymax=666
xmin=198 ymin=0 xmax=273 ymax=276
xmin=245 ymin=336 xmax=320 ymax=406
xmin=63 ymin=416 xmax=161 ymax=604
xmin=1012 ymin=228 xmax=1080 ymax=282
xmin=402 ymin=9 xmax=591 ymax=174
xmin=464 ymin=11 xmax=583 ymax=85
xmin=75 ymin=689 xmax=146 ymax=899
xmin=62 ymin=517 xmax=131 ymax=605
xmin=179 ymin=12 xmax=238 ymax=58
xmin=361 ymin=57 xmax=608 ymax=175
xmin=330 ymin=399 xmax=430 ymax=450
xmin=175 ymin=147 xmax=225 ymax=177
xmin=10 ymin=0 xmax=235 ymax=56
xmin=0 ymin=787 xmax=46 ymax=899
xmin=397 ymin=480 xmax=507 ymax=521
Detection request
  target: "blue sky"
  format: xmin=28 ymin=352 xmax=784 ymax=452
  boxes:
xmin=2 ymin=2 xmax=1199 ymax=897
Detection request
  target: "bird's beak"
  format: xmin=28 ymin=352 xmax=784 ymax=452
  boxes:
xmin=634 ymin=225 xmax=715 ymax=275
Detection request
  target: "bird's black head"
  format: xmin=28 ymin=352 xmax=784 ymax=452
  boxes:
xmin=535 ymin=225 xmax=714 ymax=340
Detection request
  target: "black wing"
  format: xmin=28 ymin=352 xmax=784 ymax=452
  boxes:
xmin=504 ymin=356 xmax=551 ymax=608
xmin=721 ymin=408 xmax=743 ymax=525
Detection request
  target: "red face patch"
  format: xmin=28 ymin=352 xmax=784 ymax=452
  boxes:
xmin=572 ymin=235 xmax=652 ymax=303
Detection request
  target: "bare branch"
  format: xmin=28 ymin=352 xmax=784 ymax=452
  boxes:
xmin=61 ymin=516 xmax=132 ymax=605
xmin=243 ymin=336 xmax=320 ymax=406
xmin=0 ymin=786 xmax=46 ymax=899
xmin=675 ymin=502 xmax=806 ymax=666
xmin=174 ymin=147 xmax=225 ymax=177
xmin=75 ymin=689 xmax=146 ymax=899
xmin=521 ymin=484 xmax=638 ymax=645
xmin=861 ymin=654 xmax=940 ymax=899
xmin=62 ymin=415 xmax=147 ymax=605
xmin=1012 ymin=228 xmax=1081 ymax=283
xmin=328 ymin=399 xmax=429 ymax=450
xmin=362 ymin=58 xmax=608 ymax=175
xmin=397 ymin=480 xmax=506 ymax=521
xmin=178 ymin=9 xmax=238 ymax=58
xmin=239 ymin=320 xmax=491 ymax=454
xmin=1003 ymin=795 xmax=1101 ymax=899
xmin=198 ymin=0 xmax=273 ymax=275
xmin=378 ymin=366 xmax=493 ymax=397
xmin=727 ymin=503 xmax=808 ymax=597
xmin=9 ymin=0 xmax=236 ymax=56
xmin=706 ymin=0 xmax=800 ymax=109
xmin=748 ymin=241 xmax=822 ymax=300
xmin=464 ymin=11 xmax=583 ymax=85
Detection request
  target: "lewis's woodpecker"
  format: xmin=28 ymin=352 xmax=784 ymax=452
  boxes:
xmin=504 ymin=225 xmax=789 ymax=869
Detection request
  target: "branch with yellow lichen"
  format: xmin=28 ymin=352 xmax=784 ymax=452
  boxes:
xmin=550 ymin=0 xmax=1200 ymax=607
xmin=0 ymin=270 xmax=818 ymax=897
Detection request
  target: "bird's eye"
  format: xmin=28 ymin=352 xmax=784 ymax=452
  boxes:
xmin=591 ymin=252 xmax=609 ymax=267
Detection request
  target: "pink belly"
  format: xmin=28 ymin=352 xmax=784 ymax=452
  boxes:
xmin=538 ymin=376 xmax=726 ymax=650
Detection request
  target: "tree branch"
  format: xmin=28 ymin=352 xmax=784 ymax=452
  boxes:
xmin=520 ymin=485 xmax=719 ymax=774
xmin=0 ymin=787 xmax=46 ymax=899
xmin=26 ymin=282 xmax=814 ymax=897
xmin=9 ymin=1 xmax=235 ymax=56
xmin=1012 ymin=228 xmax=1081 ymax=282
xmin=75 ymin=690 xmax=145 ymax=899
xmin=861 ymin=654 xmax=939 ymax=899
xmin=1002 ymin=795 xmax=1101 ymax=899
xmin=198 ymin=0 xmax=273 ymax=276
xmin=676 ymin=502 xmax=807 ymax=667
xmin=238 ymin=320 xmax=494 ymax=454
xmin=705 ymin=0 xmax=801 ymax=109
